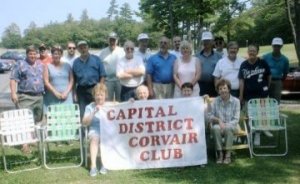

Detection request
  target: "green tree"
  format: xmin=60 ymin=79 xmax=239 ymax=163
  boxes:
xmin=80 ymin=9 xmax=89 ymax=22
xmin=2 ymin=23 xmax=22 ymax=48
xmin=119 ymin=3 xmax=133 ymax=22
xmin=66 ymin=13 xmax=75 ymax=23
xmin=107 ymin=0 xmax=119 ymax=21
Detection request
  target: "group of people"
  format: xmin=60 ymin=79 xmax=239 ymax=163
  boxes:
xmin=9 ymin=31 xmax=289 ymax=176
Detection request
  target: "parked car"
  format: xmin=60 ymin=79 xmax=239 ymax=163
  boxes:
xmin=0 ymin=51 xmax=25 ymax=61
xmin=0 ymin=59 xmax=15 ymax=71
xmin=282 ymin=67 xmax=300 ymax=95
xmin=0 ymin=62 xmax=8 ymax=73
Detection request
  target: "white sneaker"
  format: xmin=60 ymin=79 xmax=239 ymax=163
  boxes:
xmin=263 ymin=130 xmax=273 ymax=137
xmin=99 ymin=166 xmax=108 ymax=175
xmin=254 ymin=132 xmax=260 ymax=146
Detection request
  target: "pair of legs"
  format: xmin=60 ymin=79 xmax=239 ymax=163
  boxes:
xmin=17 ymin=94 xmax=43 ymax=154
xmin=211 ymin=124 xmax=237 ymax=164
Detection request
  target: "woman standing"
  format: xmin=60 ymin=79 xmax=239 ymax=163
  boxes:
xmin=173 ymin=40 xmax=201 ymax=98
xmin=44 ymin=45 xmax=74 ymax=107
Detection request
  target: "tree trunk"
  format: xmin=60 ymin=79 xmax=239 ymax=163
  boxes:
xmin=286 ymin=0 xmax=300 ymax=66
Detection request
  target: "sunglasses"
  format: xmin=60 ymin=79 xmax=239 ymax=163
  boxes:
xmin=126 ymin=47 xmax=134 ymax=51
xmin=68 ymin=47 xmax=76 ymax=50
xmin=160 ymin=41 xmax=168 ymax=44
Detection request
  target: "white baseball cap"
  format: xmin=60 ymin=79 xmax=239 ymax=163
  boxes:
xmin=137 ymin=33 xmax=149 ymax=41
xmin=201 ymin=31 xmax=213 ymax=41
xmin=271 ymin=37 xmax=283 ymax=45
xmin=108 ymin=32 xmax=118 ymax=39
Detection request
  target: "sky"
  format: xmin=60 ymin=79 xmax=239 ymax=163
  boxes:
xmin=0 ymin=0 xmax=140 ymax=38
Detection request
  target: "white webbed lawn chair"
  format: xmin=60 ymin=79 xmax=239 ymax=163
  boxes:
xmin=42 ymin=104 xmax=83 ymax=169
xmin=0 ymin=109 xmax=42 ymax=173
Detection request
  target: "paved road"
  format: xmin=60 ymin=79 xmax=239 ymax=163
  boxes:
xmin=0 ymin=71 xmax=14 ymax=111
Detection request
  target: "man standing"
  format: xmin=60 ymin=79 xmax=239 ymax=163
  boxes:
xmin=134 ymin=33 xmax=152 ymax=64
xmin=62 ymin=41 xmax=78 ymax=68
xmin=213 ymin=41 xmax=244 ymax=97
xmin=170 ymin=36 xmax=182 ymax=58
xmin=39 ymin=43 xmax=52 ymax=65
xmin=146 ymin=36 xmax=176 ymax=99
xmin=263 ymin=37 xmax=289 ymax=104
xmin=196 ymin=31 xmax=222 ymax=97
xmin=73 ymin=40 xmax=106 ymax=119
xmin=10 ymin=45 xmax=44 ymax=153
xmin=99 ymin=32 xmax=125 ymax=101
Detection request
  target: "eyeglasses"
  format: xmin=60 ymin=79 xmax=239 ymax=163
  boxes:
xmin=126 ymin=47 xmax=134 ymax=51
xmin=160 ymin=41 xmax=168 ymax=45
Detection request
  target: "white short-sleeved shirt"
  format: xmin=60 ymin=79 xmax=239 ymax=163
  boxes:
xmin=99 ymin=46 xmax=125 ymax=81
xmin=116 ymin=55 xmax=145 ymax=87
xmin=213 ymin=56 xmax=244 ymax=90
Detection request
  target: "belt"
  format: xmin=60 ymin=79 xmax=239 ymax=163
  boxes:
xmin=18 ymin=92 xmax=43 ymax=96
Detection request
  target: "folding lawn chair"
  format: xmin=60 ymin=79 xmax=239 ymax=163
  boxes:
xmin=247 ymin=98 xmax=288 ymax=157
xmin=0 ymin=109 xmax=42 ymax=173
xmin=42 ymin=104 xmax=83 ymax=169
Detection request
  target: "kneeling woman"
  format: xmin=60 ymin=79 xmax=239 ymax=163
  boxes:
xmin=207 ymin=79 xmax=240 ymax=164
xmin=82 ymin=83 xmax=108 ymax=176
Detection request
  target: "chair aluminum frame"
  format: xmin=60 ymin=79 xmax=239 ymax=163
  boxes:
xmin=0 ymin=109 xmax=42 ymax=173
xmin=42 ymin=104 xmax=83 ymax=169
xmin=247 ymin=98 xmax=288 ymax=157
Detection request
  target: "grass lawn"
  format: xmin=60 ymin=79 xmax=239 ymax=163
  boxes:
xmin=0 ymin=108 xmax=299 ymax=184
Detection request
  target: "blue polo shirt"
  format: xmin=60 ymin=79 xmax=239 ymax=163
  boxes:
xmin=73 ymin=54 xmax=106 ymax=86
xmin=10 ymin=59 xmax=44 ymax=94
xmin=146 ymin=52 xmax=176 ymax=83
xmin=263 ymin=53 xmax=289 ymax=80
xmin=196 ymin=50 xmax=222 ymax=82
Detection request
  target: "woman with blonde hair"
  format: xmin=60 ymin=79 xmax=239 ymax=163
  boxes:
xmin=82 ymin=83 xmax=108 ymax=177
xmin=173 ymin=40 xmax=201 ymax=98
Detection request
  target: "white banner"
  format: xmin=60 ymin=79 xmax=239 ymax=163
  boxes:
xmin=98 ymin=97 xmax=207 ymax=170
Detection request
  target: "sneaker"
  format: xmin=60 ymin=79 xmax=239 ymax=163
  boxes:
xmin=254 ymin=132 xmax=260 ymax=146
xmin=263 ymin=130 xmax=273 ymax=138
xmin=89 ymin=168 xmax=98 ymax=177
xmin=99 ymin=167 xmax=108 ymax=175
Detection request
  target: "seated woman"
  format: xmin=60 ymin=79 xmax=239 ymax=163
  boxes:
xmin=207 ymin=79 xmax=240 ymax=164
xmin=82 ymin=83 xmax=108 ymax=177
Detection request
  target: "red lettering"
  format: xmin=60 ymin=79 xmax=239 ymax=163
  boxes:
xmin=184 ymin=118 xmax=194 ymax=129
xmin=171 ymin=134 xmax=180 ymax=144
xmin=107 ymin=109 xmax=115 ymax=120
xmin=174 ymin=149 xmax=183 ymax=159
xmin=173 ymin=119 xmax=182 ymax=130
xmin=128 ymin=108 xmax=137 ymax=119
xmin=129 ymin=137 xmax=138 ymax=147
xmin=135 ymin=122 xmax=144 ymax=133
xmin=155 ymin=107 xmax=166 ymax=117
xmin=144 ymin=107 xmax=154 ymax=118
xmin=140 ymin=151 xmax=149 ymax=161
xmin=116 ymin=109 xmax=126 ymax=120
xmin=168 ymin=105 xmax=177 ymax=116
xmin=119 ymin=123 xmax=127 ymax=134
xmin=151 ymin=135 xmax=160 ymax=146
xmin=156 ymin=121 xmax=166 ymax=131
xmin=139 ymin=136 xmax=150 ymax=147
xmin=161 ymin=149 xmax=171 ymax=160
xmin=188 ymin=132 xmax=198 ymax=143
xmin=145 ymin=121 xmax=154 ymax=133
xmin=151 ymin=150 xmax=160 ymax=161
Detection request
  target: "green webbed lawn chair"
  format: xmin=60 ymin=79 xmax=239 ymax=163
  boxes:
xmin=42 ymin=104 xmax=84 ymax=169
xmin=247 ymin=98 xmax=288 ymax=157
